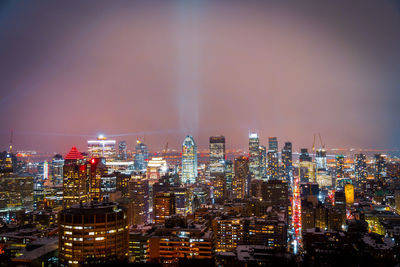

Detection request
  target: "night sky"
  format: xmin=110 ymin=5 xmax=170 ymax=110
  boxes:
xmin=0 ymin=0 xmax=399 ymax=153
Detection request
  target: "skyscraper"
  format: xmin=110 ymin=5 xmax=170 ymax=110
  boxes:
xmin=315 ymin=148 xmax=327 ymax=171
xmin=58 ymin=202 xmax=129 ymax=266
xmin=209 ymin=136 xmax=226 ymax=174
xmin=299 ymin=148 xmax=314 ymax=183
xmin=225 ymin=160 xmax=233 ymax=196
xmin=259 ymin=145 xmax=267 ymax=178
xmin=134 ymin=140 xmax=149 ymax=171
xmin=268 ymin=137 xmax=278 ymax=152
xmin=153 ymin=192 xmax=175 ymax=224
xmin=354 ymin=154 xmax=367 ymax=183
xmin=232 ymin=156 xmax=249 ymax=199
xmin=87 ymin=135 xmax=117 ymax=161
xmin=182 ymin=135 xmax=198 ymax=184
xmin=87 ymin=157 xmax=108 ymax=202
xmin=62 ymin=146 xmax=88 ymax=209
xmin=249 ymin=133 xmax=260 ymax=180
xmin=374 ymin=154 xmax=387 ymax=188
xmin=281 ymin=142 xmax=293 ymax=183
xmin=335 ymin=155 xmax=345 ymax=178
xmin=267 ymin=137 xmax=279 ymax=180
xmin=118 ymin=140 xmax=127 ymax=160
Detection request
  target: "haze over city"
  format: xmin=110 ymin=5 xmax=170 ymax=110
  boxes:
xmin=0 ymin=0 xmax=399 ymax=153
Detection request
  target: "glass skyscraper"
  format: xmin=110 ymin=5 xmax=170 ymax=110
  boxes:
xmin=182 ymin=135 xmax=198 ymax=184
xmin=249 ymin=133 xmax=260 ymax=180
xmin=134 ymin=140 xmax=149 ymax=171
xmin=209 ymin=136 xmax=225 ymax=174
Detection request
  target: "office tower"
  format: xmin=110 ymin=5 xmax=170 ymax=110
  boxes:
xmin=248 ymin=132 xmax=260 ymax=180
xmin=0 ymin=174 xmax=34 ymax=209
xmin=299 ymin=149 xmax=314 ymax=182
xmin=209 ymin=136 xmax=225 ymax=174
xmin=267 ymin=151 xmax=279 ymax=180
xmin=87 ymin=135 xmax=117 ymax=161
xmin=58 ymin=202 xmax=129 ymax=266
xmin=259 ymin=145 xmax=267 ymax=178
xmin=374 ymin=154 xmax=387 ymax=187
xmin=212 ymin=217 xmax=244 ymax=252
xmin=134 ymin=140 xmax=149 ymax=171
xmin=0 ymin=151 xmax=15 ymax=173
xmin=146 ymin=157 xmax=168 ymax=181
xmin=181 ymin=135 xmax=197 ymax=184
xmin=118 ymin=140 xmax=128 ymax=160
xmin=87 ymin=157 xmax=108 ymax=202
xmin=100 ymin=174 xmax=118 ymax=201
xmin=316 ymin=148 xmax=330 ymax=187
xmin=268 ymin=137 xmax=278 ymax=152
xmin=225 ymin=160 xmax=233 ymax=194
xmin=300 ymin=183 xmax=319 ymax=200
xmin=51 ymin=154 xmax=64 ymax=185
xmin=244 ymin=217 xmax=287 ymax=250
xmin=173 ymin=187 xmax=191 ymax=216
xmin=354 ymin=154 xmax=367 ymax=183
xmin=153 ymin=192 xmax=175 ymax=224
xmin=62 ymin=147 xmax=88 ymax=209
xmin=128 ymin=177 xmax=149 ymax=225
xmin=213 ymin=174 xmax=226 ymax=203
xmin=281 ymin=142 xmax=293 ymax=183
xmin=261 ymin=180 xmax=288 ymax=207
xmin=299 ymin=148 xmax=312 ymax=162
xmin=335 ymin=155 xmax=345 ymax=178
xmin=344 ymin=184 xmax=354 ymax=205
xmin=148 ymin=222 xmax=213 ymax=262
xmin=315 ymin=148 xmax=327 ymax=171
xmin=232 ymin=156 xmax=249 ymax=199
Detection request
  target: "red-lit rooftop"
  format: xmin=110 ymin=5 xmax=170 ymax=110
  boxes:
xmin=65 ymin=146 xmax=83 ymax=160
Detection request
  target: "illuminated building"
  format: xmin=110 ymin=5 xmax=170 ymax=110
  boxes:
xmin=299 ymin=148 xmax=314 ymax=182
xmin=374 ymin=154 xmax=387 ymax=188
xmin=181 ymin=135 xmax=197 ymax=184
xmin=134 ymin=140 xmax=149 ymax=171
xmin=0 ymin=174 xmax=34 ymax=209
xmin=268 ymin=137 xmax=278 ymax=152
xmin=87 ymin=157 xmax=108 ymax=202
xmin=267 ymin=151 xmax=279 ymax=180
xmin=118 ymin=141 xmax=127 ymax=160
xmin=225 ymin=160 xmax=233 ymax=195
xmin=148 ymin=222 xmax=213 ymax=263
xmin=51 ymin=154 xmax=64 ymax=185
xmin=259 ymin=145 xmax=267 ymax=178
xmin=62 ymin=147 xmax=88 ymax=209
xmin=173 ymin=188 xmax=191 ymax=216
xmin=58 ymin=202 xmax=129 ymax=266
xmin=87 ymin=135 xmax=116 ymax=161
xmin=244 ymin=217 xmax=287 ymax=250
xmin=267 ymin=137 xmax=279 ymax=179
xmin=153 ymin=192 xmax=175 ymax=224
xmin=354 ymin=154 xmax=367 ymax=184
xmin=212 ymin=217 xmax=244 ymax=252
xmin=209 ymin=136 xmax=225 ymax=175
xmin=335 ymin=155 xmax=345 ymax=178
xmin=213 ymin=174 xmax=226 ymax=203
xmin=249 ymin=132 xmax=260 ymax=180
xmin=281 ymin=142 xmax=292 ymax=183
xmin=146 ymin=157 xmax=168 ymax=181
xmin=232 ymin=156 xmax=249 ymax=199
xmin=129 ymin=232 xmax=150 ymax=263
xmin=261 ymin=180 xmax=288 ymax=207
xmin=128 ymin=176 xmax=149 ymax=225
xmin=315 ymin=148 xmax=327 ymax=171
xmin=344 ymin=184 xmax=354 ymax=205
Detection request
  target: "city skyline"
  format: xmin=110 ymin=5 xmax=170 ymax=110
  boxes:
xmin=0 ymin=1 xmax=400 ymax=152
